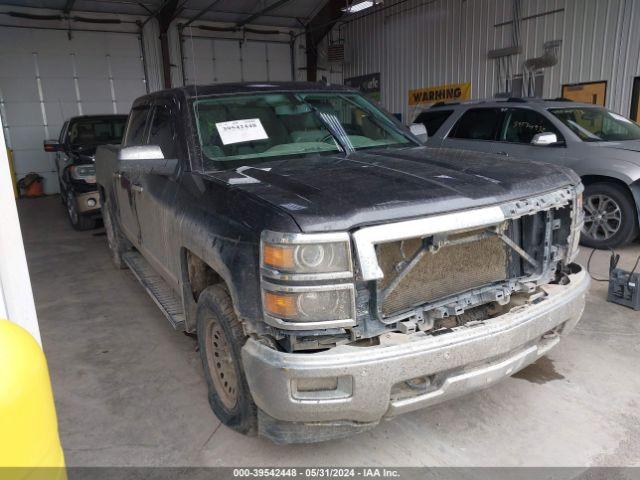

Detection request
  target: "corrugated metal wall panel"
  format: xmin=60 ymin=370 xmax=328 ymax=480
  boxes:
xmin=330 ymin=0 xmax=639 ymax=122
xmin=142 ymin=19 xmax=163 ymax=93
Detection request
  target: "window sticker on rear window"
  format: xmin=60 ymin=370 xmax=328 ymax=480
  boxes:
xmin=216 ymin=118 xmax=268 ymax=145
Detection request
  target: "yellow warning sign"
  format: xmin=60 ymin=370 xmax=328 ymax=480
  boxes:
xmin=408 ymin=82 xmax=471 ymax=106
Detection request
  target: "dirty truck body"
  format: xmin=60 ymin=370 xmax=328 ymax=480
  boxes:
xmin=95 ymin=82 xmax=589 ymax=443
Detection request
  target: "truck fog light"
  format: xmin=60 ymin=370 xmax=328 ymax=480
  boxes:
xmin=292 ymin=376 xmax=353 ymax=400
xmin=87 ymin=198 xmax=97 ymax=207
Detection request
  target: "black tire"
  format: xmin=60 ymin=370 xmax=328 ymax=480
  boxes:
xmin=196 ymin=285 xmax=257 ymax=435
xmin=581 ymin=182 xmax=639 ymax=249
xmin=59 ymin=182 xmax=66 ymax=204
xmin=66 ymin=190 xmax=96 ymax=231
xmin=102 ymin=197 xmax=132 ymax=269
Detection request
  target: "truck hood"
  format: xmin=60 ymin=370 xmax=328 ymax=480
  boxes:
xmin=209 ymin=147 xmax=578 ymax=232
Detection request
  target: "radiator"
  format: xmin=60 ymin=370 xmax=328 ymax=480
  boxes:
xmin=377 ymin=232 xmax=508 ymax=317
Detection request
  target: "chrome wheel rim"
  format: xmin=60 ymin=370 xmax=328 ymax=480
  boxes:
xmin=582 ymin=194 xmax=622 ymax=241
xmin=66 ymin=192 xmax=78 ymax=225
xmin=204 ymin=319 xmax=239 ymax=410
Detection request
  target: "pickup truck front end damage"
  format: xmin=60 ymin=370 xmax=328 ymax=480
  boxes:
xmin=244 ymin=186 xmax=588 ymax=443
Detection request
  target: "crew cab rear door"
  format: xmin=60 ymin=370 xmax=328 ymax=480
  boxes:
xmin=116 ymin=103 xmax=151 ymax=245
xmin=133 ymin=97 xmax=180 ymax=289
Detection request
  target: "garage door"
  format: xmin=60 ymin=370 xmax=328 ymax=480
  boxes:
xmin=0 ymin=27 xmax=147 ymax=194
xmin=181 ymin=37 xmax=292 ymax=85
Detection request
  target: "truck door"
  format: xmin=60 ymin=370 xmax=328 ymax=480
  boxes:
xmin=115 ymin=103 xmax=150 ymax=245
xmin=133 ymin=98 xmax=180 ymax=289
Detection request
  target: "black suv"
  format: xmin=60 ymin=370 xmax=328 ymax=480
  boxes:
xmin=44 ymin=115 xmax=127 ymax=230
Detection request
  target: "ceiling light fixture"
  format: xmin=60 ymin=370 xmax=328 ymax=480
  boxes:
xmin=342 ymin=1 xmax=381 ymax=14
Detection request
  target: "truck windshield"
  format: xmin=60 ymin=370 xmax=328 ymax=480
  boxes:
xmin=68 ymin=117 xmax=127 ymax=146
xmin=549 ymin=107 xmax=640 ymax=142
xmin=193 ymin=92 xmax=413 ymax=168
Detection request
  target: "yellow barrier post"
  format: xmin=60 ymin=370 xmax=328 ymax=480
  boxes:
xmin=0 ymin=320 xmax=65 ymax=480
xmin=6 ymin=149 xmax=18 ymax=199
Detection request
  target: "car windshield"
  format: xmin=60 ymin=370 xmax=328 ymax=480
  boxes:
xmin=193 ymin=92 xmax=413 ymax=169
xmin=549 ymin=107 xmax=640 ymax=142
xmin=68 ymin=117 xmax=127 ymax=146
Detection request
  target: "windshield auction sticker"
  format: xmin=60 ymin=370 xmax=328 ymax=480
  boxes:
xmin=216 ymin=118 xmax=268 ymax=145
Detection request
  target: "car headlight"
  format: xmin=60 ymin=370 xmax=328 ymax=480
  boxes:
xmin=69 ymin=164 xmax=96 ymax=184
xmin=261 ymin=231 xmax=352 ymax=279
xmin=260 ymin=231 xmax=356 ymax=330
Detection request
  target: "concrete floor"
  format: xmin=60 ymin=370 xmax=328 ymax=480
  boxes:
xmin=19 ymin=196 xmax=640 ymax=467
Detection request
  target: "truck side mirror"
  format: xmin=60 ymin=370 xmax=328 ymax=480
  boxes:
xmin=43 ymin=140 xmax=62 ymax=152
xmin=409 ymin=123 xmax=429 ymax=143
xmin=531 ymin=132 xmax=558 ymax=146
xmin=118 ymin=145 xmax=178 ymax=176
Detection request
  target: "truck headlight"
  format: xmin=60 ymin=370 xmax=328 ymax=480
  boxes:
xmin=69 ymin=164 xmax=96 ymax=184
xmin=260 ymin=231 xmax=356 ymax=330
xmin=262 ymin=284 xmax=355 ymax=325
xmin=261 ymin=231 xmax=352 ymax=279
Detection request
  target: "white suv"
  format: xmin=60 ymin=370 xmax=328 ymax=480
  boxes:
xmin=416 ymin=98 xmax=640 ymax=249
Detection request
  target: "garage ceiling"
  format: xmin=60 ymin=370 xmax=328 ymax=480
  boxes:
xmin=0 ymin=0 xmax=331 ymax=28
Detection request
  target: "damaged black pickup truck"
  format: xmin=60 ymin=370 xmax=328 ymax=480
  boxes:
xmin=95 ymin=82 xmax=589 ymax=443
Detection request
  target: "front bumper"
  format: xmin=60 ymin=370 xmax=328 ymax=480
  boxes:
xmin=242 ymin=266 xmax=589 ymax=438
xmin=75 ymin=191 xmax=101 ymax=214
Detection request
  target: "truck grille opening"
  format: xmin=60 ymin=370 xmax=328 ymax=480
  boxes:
xmin=376 ymin=229 xmax=509 ymax=317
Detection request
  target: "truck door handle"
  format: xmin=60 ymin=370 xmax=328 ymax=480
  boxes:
xmin=496 ymin=151 xmax=509 ymax=156
xmin=131 ymin=184 xmax=144 ymax=194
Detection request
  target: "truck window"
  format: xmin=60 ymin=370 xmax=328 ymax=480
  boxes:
xmin=58 ymin=121 xmax=69 ymax=145
xmin=148 ymin=103 xmax=176 ymax=158
xmin=450 ymin=108 xmax=503 ymax=141
xmin=67 ymin=117 xmax=127 ymax=146
xmin=124 ymin=105 xmax=150 ymax=146
xmin=501 ymin=108 xmax=563 ymax=144
xmin=414 ymin=110 xmax=454 ymax=136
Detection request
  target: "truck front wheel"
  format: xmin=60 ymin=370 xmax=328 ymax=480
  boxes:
xmin=196 ymin=285 xmax=257 ymax=435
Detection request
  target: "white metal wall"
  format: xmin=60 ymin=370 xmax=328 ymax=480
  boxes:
xmin=326 ymin=0 xmax=640 ymax=122
xmin=0 ymin=27 xmax=147 ymax=194
xmin=181 ymin=37 xmax=293 ymax=85
xmin=175 ymin=24 xmax=296 ymax=86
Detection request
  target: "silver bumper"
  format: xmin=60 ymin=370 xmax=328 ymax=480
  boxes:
xmin=242 ymin=267 xmax=589 ymax=425
xmin=75 ymin=191 xmax=101 ymax=214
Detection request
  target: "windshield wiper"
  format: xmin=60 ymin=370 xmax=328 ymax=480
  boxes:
xmin=296 ymin=98 xmax=354 ymax=155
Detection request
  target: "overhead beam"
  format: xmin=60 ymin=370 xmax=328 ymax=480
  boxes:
xmin=305 ymin=0 xmax=345 ymax=82
xmin=140 ymin=0 xmax=180 ymax=88
xmin=183 ymin=0 xmax=224 ymax=28
xmin=137 ymin=2 xmax=154 ymax=14
xmin=236 ymin=0 xmax=292 ymax=27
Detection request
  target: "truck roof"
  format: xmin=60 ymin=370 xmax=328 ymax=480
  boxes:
xmin=136 ymin=82 xmax=358 ymax=103
xmin=425 ymin=97 xmax=601 ymax=111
